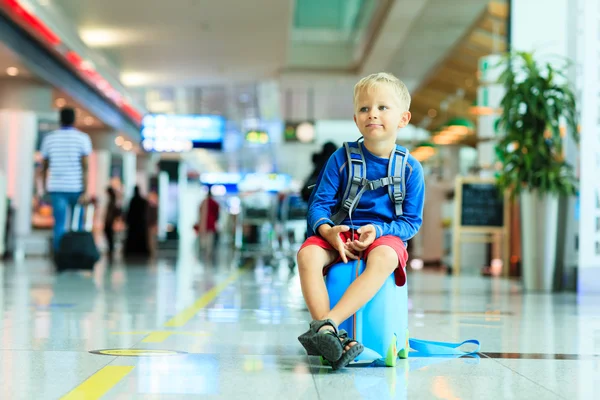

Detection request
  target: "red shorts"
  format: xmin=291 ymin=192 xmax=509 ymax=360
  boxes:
xmin=299 ymin=231 xmax=408 ymax=286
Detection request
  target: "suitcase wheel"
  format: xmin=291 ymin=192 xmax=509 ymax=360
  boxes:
xmin=398 ymin=329 xmax=410 ymax=359
xmin=385 ymin=334 xmax=398 ymax=367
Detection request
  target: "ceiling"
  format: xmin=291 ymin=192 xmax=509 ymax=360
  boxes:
xmin=54 ymin=0 xmax=293 ymax=87
xmin=287 ymin=0 xmax=383 ymax=70
xmin=49 ymin=0 xmax=493 ymax=88
xmin=0 ymin=41 xmax=33 ymax=78
xmin=6 ymin=0 xmax=500 ymax=133
xmin=0 ymin=41 xmax=110 ymax=131
xmin=409 ymin=1 xmax=508 ymax=132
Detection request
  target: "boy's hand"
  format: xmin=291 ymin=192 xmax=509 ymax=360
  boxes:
xmin=318 ymin=224 xmax=359 ymax=263
xmin=346 ymin=224 xmax=376 ymax=252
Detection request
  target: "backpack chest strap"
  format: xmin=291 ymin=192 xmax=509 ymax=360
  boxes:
xmin=367 ymin=176 xmax=401 ymax=191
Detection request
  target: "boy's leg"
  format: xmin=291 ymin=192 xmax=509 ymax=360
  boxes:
xmin=326 ymin=245 xmax=398 ymax=328
xmin=297 ymin=245 xmax=338 ymax=320
xmin=297 ymin=243 xmax=349 ymax=362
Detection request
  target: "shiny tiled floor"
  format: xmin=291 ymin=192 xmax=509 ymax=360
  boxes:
xmin=0 ymin=248 xmax=599 ymax=399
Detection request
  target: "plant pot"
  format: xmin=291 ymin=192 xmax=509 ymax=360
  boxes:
xmin=520 ymin=190 xmax=560 ymax=292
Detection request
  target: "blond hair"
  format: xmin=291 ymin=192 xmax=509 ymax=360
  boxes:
xmin=353 ymin=72 xmax=411 ymax=112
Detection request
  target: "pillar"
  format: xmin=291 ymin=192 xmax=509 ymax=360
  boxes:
xmin=0 ymin=171 xmax=6 ymax=256
xmin=122 ymin=151 xmax=137 ymax=206
xmin=0 ymin=78 xmax=53 ymax=257
xmin=87 ymin=149 xmax=111 ymax=226
xmin=577 ymin=0 xmax=600 ymax=293
xmin=440 ymin=145 xmax=461 ymax=182
xmin=510 ymin=0 xmax=584 ymax=289
xmin=476 ymin=54 xmax=504 ymax=173
xmin=157 ymin=171 xmax=169 ymax=242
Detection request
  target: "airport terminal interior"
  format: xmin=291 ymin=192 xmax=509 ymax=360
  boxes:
xmin=0 ymin=0 xmax=599 ymax=399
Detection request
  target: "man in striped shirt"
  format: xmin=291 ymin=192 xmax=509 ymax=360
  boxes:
xmin=41 ymin=107 xmax=93 ymax=250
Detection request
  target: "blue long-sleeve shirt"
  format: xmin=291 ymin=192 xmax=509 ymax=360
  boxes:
xmin=308 ymin=142 xmax=425 ymax=242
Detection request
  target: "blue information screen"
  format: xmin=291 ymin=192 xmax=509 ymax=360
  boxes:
xmin=141 ymin=114 xmax=225 ymax=151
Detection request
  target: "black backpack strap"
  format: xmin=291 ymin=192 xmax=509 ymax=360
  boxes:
xmin=387 ymin=147 xmax=409 ymax=217
xmin=331 ymin=142 xmax=366 ymax=224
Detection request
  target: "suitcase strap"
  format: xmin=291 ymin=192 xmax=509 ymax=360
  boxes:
xmin=408 ymin=338 xmax=480 ymax=356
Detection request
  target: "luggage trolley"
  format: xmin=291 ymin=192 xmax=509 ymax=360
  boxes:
xmin=235 ymin=192 xmax=278 ymax=267
xmin=277 ymin=193 xmax=308 ymax=270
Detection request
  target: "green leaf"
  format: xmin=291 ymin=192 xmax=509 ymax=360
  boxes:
xmin=494 ymin=50 xmax=578 ymax=197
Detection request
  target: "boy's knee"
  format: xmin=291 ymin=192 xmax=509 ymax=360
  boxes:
xmin=366 ymin=245 xmax=398 ymax=273
xmin=297 ymin=245 xmax=328 ymax=270
xmin=297 ymin=245 xmax=317 ymax=265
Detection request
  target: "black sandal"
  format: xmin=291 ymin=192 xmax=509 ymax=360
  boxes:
xmin=331 ymin=334 xmax=364 ymax=370
xmin=298 ymin=319 xmax=344 ymax=362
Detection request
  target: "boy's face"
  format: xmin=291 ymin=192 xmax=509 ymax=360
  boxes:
xmin=353 ymin=84 xmax=411 ymax=143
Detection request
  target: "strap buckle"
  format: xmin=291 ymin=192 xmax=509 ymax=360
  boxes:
xmin=351 ymin=176 xmax=364 ymax=186
xmin=394 ymin=192 xmax=404 ymax=202
xmin=342 ymin=198 xmax=354 ymax=210
xmin=368 ymin=177 xmax=395 ymax=190
xmin=368 ymin=179 xmax=383 ymax=190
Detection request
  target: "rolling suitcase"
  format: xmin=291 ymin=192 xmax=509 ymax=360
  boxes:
xmin=325 ymin=259 xmax=480 ymax=367
xmin=54 ymin=204 xmax=100 ymax=272
xmin=326 ymin=258 xmax=409 ymax=367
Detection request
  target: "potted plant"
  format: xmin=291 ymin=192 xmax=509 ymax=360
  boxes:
xmin=494 ymin=51 xmax=578 ymax=292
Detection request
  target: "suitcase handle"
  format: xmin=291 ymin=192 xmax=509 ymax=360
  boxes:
xmin=71 ymin=204 xmax=95 ymax=232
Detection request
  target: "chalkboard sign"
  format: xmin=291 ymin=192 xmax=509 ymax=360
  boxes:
xmin=460 ymin=182 xmax=504 ymax=227
xmin=453 ymin=176 xmax=510 ymax=277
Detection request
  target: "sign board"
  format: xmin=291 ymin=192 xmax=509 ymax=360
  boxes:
xmin=284 ymin=121 xmax=315 ymax=143
xmin=460 ymin=182 xmax=504 ymax=227
xmin=452 ymin=176 xmax=510 ymax=276
xmin=141 ymin=114 xmax=225 ymax=152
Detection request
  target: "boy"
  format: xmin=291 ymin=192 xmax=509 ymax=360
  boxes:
xmin=297 ymin=72 xmax=425 ymax=369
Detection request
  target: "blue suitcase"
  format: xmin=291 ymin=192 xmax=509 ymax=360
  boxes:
xmin=325 ymin=258 xmax=409 ymax=367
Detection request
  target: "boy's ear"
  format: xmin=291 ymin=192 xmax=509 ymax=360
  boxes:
xmin=353 ymin=114 xmax=358 ymax=125
xmin=398 ymin=111 xmax=411 ymax=128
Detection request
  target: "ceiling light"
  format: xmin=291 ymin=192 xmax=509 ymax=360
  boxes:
xmin=84 ymin=116 xmax=95 ymax=126
xmin=79 ymin=28 xmax=141 ymax=48
xmin=121 ymin=72 xmax=156 ymax=86
xmin=427 ymin=109 xmax=437 ymax=118
xmin=296 ymin=122 xmax=315 ymax=143
xmin=55 ymin=98 xmax=66 ymax=107
xmin=123 ymin=141 xmax=133 ymax=151
xmin=6 ymin=67 xmax=19 ymax=76
xmin=115 ymin=136 xmax=124 ymax=146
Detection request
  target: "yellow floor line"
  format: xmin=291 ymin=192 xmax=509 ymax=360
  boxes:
xmin=60 ymin=365 xmax=134 ymax=400
xmin=163 ymin=271 xmax=240 ymax=328
xmin=141 ymin=331 xmax=173 ymax=342
xmin=141 ymin=331 xmax=210 ymax=342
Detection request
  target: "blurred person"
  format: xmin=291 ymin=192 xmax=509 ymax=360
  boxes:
xmin=124 ymin=186 xmax=150 ymax=260
xmin=104 ymin=187 xmax=121 ymax=263
xmin=41 ymin=107 xmax=92 ymax=251
xmin=301 ymin=142 xmax=338 ymax=203
xmin=198 ymin=189 xmax=220 ymax=262
xmin=147 ymin=191 xmax=159 ymax=257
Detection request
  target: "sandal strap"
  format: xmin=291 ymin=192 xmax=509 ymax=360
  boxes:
xmin=338 ymin=329 xmax=348 ymax=339
xmin=309 ymin=318 xmax=338 ymax=335
xmin=341 ymin=337 xmax=358 ymax=347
